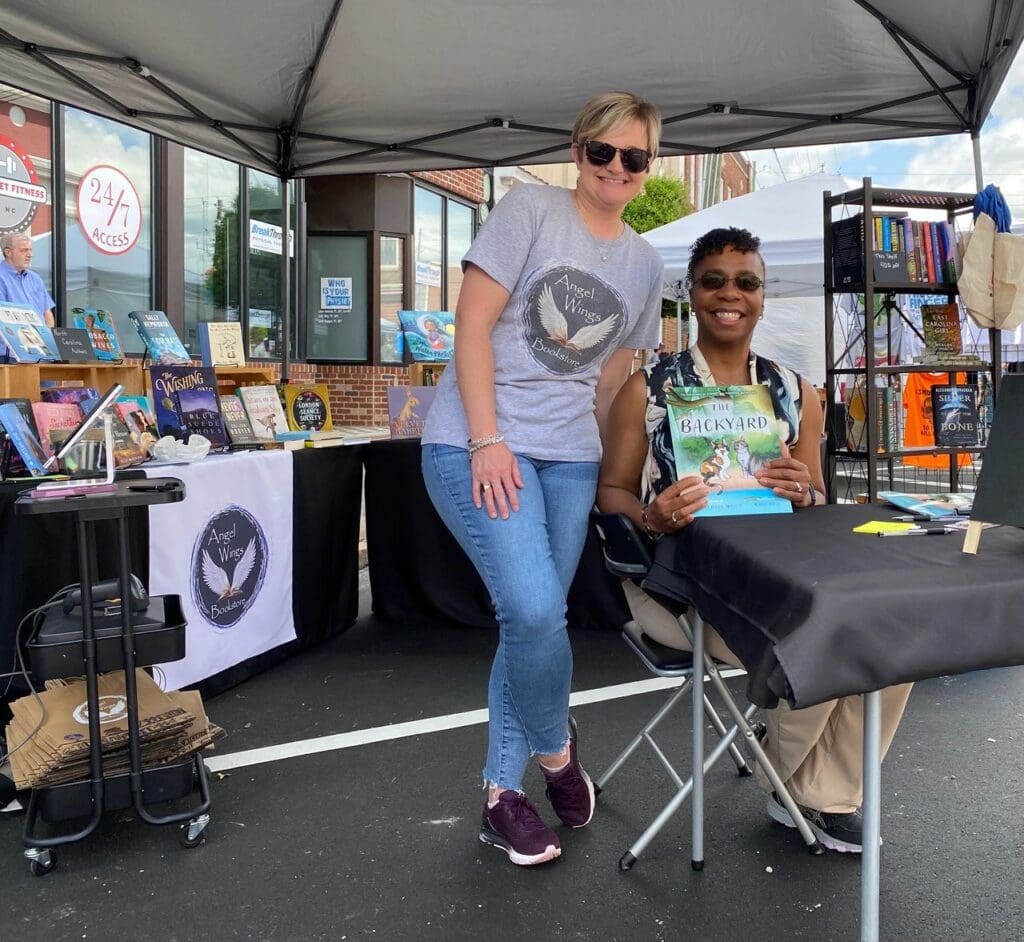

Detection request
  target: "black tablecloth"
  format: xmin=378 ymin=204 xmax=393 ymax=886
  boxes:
xmin=363 ymin=439 xmax=630 ymax=633
xmin=643 ymin=504 xmax=1024 ymax=709
xmin=1 ymin=446 xmax=364 ymax=703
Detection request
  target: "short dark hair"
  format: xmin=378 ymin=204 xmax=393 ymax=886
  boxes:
xmin=687 ymin=227 xmax=763 ymax=284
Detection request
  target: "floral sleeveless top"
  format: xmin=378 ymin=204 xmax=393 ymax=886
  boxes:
xmin=639 ymin=346 xmax=804 ymax=504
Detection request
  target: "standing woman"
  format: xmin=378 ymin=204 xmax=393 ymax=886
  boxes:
xmin=421 ymin=92 xmax=664 ymax=866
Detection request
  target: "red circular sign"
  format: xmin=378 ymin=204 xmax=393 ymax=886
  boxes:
xmin=0 ymin=133 xmax=45 ymax=235
xmin=76 ymin=164 xmax=143 ymax=255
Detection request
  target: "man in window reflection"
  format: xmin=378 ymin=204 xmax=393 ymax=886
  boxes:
xmin=0 ymin=233 xmax=56 ymax=327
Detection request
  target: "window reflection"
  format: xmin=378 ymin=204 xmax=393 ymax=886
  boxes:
xmin=380 ymin=235 xmax=404 ymax=362
xmin=248 ymin=170 xmax=296 ymax=359
xmin=447 ymin=202 xmax=473 ymax=313
xmin=414 ymin=187 xmax=443 ymax=311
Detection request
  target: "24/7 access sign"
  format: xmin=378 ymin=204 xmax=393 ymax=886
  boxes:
xmin=76 ymin=164 xmax=142 ymax=255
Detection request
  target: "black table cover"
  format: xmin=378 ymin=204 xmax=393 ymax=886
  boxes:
xmin=363 ymin=439 xmax=630 ymax=633
xmin=643 ymin=504 xmax=1024 ymax=709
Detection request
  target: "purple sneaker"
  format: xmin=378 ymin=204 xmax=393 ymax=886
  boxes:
xmin=542 ymin=715 xmax=595 ymax=828
xmin=480 ymin=791 xmax=561 ymax=866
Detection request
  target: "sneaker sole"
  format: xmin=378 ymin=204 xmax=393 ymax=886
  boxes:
xmin=766 ymin=796 xmax=866 ymax=855
xmin=479 ymin=826 xmax=561 ymax=866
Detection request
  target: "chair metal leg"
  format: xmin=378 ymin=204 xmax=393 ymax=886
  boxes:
xmin=861 ymin=689 xmax=882 ymax=942
xmin=690 ymin=613 xmax=705 ymax=870
xmin=595 ymin=677 xmax=692 ymax=792
xmin=703 ymin=695 xmax=753 ymax=775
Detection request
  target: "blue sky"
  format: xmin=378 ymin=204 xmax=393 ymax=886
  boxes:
xmin=747 ymin=45 xmax=1024 ymax=218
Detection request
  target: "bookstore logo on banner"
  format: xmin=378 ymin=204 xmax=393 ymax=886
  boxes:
xmin=191 ymin=505 xmax=269 ymax=629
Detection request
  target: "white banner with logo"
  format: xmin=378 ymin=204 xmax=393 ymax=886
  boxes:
xmin=145 ymin=451 xmax=295 ymax=690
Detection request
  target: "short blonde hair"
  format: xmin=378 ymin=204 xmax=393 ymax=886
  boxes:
xmin=572 ymin=91 xmax=661 ymax=159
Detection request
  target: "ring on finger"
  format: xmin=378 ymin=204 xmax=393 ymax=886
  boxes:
xmin=482 ymin=483 xmax=492 ymax=491
xmin=794 ymin=482 xmax=802 ymax=494
xmin=670 ymin=510 xmax=680 ymax=524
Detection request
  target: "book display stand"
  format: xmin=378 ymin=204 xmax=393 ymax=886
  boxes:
xmin=823 ymin=179 xmax=998 ymax=502
xmin=0 ymin=362 xmax=145 ymax=401
xmin=12 ymin=479 xmax=211 ymax=875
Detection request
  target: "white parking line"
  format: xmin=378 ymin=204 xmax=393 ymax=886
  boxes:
xmin=204 ymin=669 xmax=744 ymax=773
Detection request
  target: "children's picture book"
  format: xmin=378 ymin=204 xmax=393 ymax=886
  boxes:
xmin=41 ymin=386 xmax=100 ymax=407
xmin=664 ymin=385 xmax=792 ymax=516
xmin=115 ymin=395 xmax=159 ymax=453
xmin=197 ymin=321 xmax=246 ymax=368
xmin=920 ymin=303 xmax=962 ymax=359
xmin=930 ymin=384 xmax=979 ymax=447
xmin=0 ymin=305 xmax=59 ymax=362
xmin=149 ymin=365 xmax=222 ymax=443
xmin=283 ymin=383 xmax=333 ymax=431
xmin=0 ymin=397 xmax=42 ymax=475
xmin=52 ymin=327 xmax=100 ymax=363
xmin=31 ymin=401 xmax=85 ymax=459
xmin=398 ymin=310 xmax=455 ymax=362
xmin=71 ymin=308 xmax=123 ymax=362
xmin=129 ymin=310 xmax=191 ymax=365
xmin=219 ymin=395 xmax=263 ymax=449
xmin=877 ymin=490 xmax=973 ymax=519
xmin=0 ymin=402 xmax=49 ymax=476
xmin=387 ymin=385 xmax=437 ymax=439
xmin=237 ymin=384 xmax=288 ymax=441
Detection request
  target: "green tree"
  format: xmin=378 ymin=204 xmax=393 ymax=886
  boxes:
xmin=622 ymin=176 xmax=691 ymax=234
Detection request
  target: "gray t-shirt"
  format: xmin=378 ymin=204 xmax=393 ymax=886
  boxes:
xmin=421 ymin=184 xmax=664 ymax=461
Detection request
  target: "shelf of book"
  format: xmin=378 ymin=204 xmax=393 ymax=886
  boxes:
xmin=823 ymin=178 xmax=997 ymax=503
xmin=0 ymin=362 xmax=145 ymax=401
xmin=408 ymin=362 xmax=447 ymax=386
xmin=213 ymin=366 xmax=277 ymax=392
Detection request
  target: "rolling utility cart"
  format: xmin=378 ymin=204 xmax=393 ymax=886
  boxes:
xmin=14 ymin=478 xmax=211 ymax=876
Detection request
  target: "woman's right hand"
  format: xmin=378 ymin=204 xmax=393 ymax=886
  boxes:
xmin=471 ymin=442 xmax=524 ymax=519
xmin=644 ymin=474 xmax=709 ymax=535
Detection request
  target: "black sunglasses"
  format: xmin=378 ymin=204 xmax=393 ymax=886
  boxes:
xmin=582 ymin=139 xmax=652 ymax=173
xmin=688 ymin=271 xmax=765 ymax=293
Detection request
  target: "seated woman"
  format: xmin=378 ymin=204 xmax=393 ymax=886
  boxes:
xmin=597 ymin=226 xmax=912 ymax=854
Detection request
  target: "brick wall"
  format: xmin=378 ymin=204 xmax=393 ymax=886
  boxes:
xmin=722 ymin=153 xmax=752 ymax=200
xmin=414 ymin=169 xmax=486 ymax=204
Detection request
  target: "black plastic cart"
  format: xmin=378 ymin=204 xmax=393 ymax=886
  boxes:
xmin=14 ymin=478 xmax=211 ymax=875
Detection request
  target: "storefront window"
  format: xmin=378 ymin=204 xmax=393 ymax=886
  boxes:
xmin=446 ymin=202 xmax=473 ymax=313
xmin=414 ymin=186 xmax=443 ymax=311
xmin=0 ymin=85 xmax=54 ymax=307
xmin=248 ymin=169 xmax=296 ymax=359
xmin=306 ymin=234 xmax=368 ymax=360
xmin=64 ymin=108 xmax=152 ymax=355
xmin=183 ymin=149 xmax=240 ymax=353
xmin=379 ymin=235 xmax=404 ymax=362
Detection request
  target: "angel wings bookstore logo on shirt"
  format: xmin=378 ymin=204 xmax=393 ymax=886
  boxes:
xmin=191 ymin=505 xmax=269 ymax=628
xmin=522 ymin=266 xmax=624 ymax=374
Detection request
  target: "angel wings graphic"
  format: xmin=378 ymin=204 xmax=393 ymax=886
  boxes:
xmin=202 ymin=537 xmax=257 ymax=600
xmin=538 ymin=284 xmax=617 ymax=352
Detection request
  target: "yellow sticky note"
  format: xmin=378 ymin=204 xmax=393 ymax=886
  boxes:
xmin=853 ymin=520 xmax=918 ymax=534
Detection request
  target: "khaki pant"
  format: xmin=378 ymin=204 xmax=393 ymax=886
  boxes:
xmin=622 ymin=581 xmax=912 ymax=814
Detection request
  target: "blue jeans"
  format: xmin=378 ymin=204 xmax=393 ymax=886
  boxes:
xmin=421 ymin=444 xmax=599 ymax=792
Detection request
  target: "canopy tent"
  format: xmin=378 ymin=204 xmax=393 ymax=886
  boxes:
xmin=0 ymin=2 xmax=1022 ymax=178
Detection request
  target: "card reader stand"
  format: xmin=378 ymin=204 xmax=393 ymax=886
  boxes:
xmin=13 ymin=478 xmax=211 ymax=875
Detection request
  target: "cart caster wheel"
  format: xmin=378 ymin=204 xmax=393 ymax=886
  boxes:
xmin=28 ymin=850 xmax=56 ymax=876
xmin=180 ymin=813 xmax=210 ymax=848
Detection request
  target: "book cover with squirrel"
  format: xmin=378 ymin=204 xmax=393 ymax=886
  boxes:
xmin=664 ymin=384 xmax=792 ymax=517
xmin=387 ymin=386 xmax=437 ymax=439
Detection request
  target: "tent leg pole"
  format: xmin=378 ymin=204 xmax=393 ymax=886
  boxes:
xmin=972 ymin=132 xmax=984 ymax=191
xmin=281 ymin=178 xmax=291 ymax=382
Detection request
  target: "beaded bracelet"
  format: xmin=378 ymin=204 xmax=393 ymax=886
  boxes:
xmin=467 ymin=432 xmax=505 ymax=458
xmin=640 ymin=506 xmax=662 ymax=541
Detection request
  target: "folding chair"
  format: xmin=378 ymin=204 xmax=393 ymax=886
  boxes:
xmin=591 ymin=512 xmax=823 ymax=870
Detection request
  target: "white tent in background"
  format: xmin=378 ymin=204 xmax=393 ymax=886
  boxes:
xmin=643 ymin=174 xmax=858 ymax=385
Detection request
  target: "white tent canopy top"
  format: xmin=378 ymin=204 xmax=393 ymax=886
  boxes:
xmin=0 ymin=1 xmax=1022 ymax=177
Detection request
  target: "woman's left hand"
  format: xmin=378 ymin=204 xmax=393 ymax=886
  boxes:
xmin=754 ymin=443 xmax=812 ymax=507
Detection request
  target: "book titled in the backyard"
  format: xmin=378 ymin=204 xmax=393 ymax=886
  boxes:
xmin=930 ymin=384 xmax=979 ymax=447
xmin=664 ymin=384 xmax=792 ymax=517
xmin=129 ymin=310 xmax=191 ymax=365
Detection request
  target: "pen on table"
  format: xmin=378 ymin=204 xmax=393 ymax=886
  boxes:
xmin=891 ymin=514 xmax=969 ymax=522
xmin=877 ymin=527 xmax=954 ymax=537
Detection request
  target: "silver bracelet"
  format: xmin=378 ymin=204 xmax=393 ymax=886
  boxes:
xmin=467 ymin=433 xmax=505 ymax=458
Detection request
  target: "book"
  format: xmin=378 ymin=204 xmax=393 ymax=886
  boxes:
xmin=920 ymin=303 xmax=962 ymax=358
xmin=398 ymin=310 xmax=455 ymax=362
xmin=0 ymin=402 xmax=49 ymax=476
xmin=31 ymin=401 xmax=84 ymax=459
xmin=843 ymin=382 xmax=898 ymax=453
xmin=878 ymin=490 xmax=973 ymax=519
xmin=237 ymin=384 xmax=288 ymax=441
xmin=282 ymin=383 xmax=333 ymax=431
xmin=930 ymin=384 xmax=979 ymax=447
xmin=115 ymin=395 xmax=159 ymax=453
xmin=70 ymin=308 xmax=123 ymax=362
xmin=663 ymin=384 xmax=792 ymax=516
xmin=0 ymin=305 xmax=58 ymax=362
xmin=219 ymin=395 xmax=264 ymax=450
xmin=41 ymin=387 xmax=100 ymax=407
xmin=128 ymin=310 xmax=191 ymax=365
xmin=149 ymin=365 xmax=225 ymax=447
xmin=387 ymin=386 xmax=437 ymax=439
xmin=52 ymin=327 xmax=100 ymax=363
xmin=197 ymin=321 xmax=246 ymax=368
xmin=0 ymin=397 xmax=41 ymax=475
